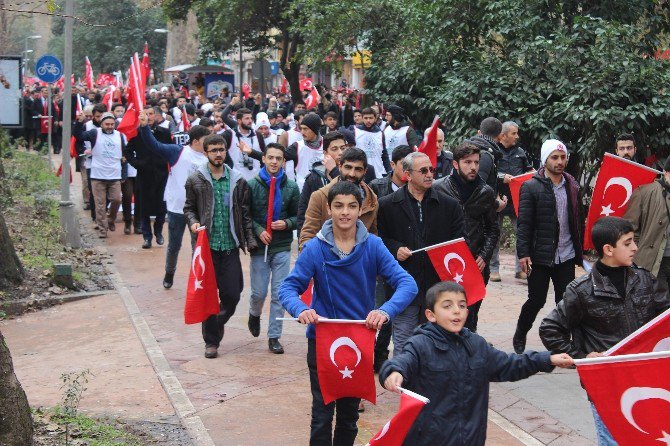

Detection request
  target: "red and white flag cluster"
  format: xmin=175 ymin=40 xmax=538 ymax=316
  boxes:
xmin=576 ymin=307 xmax=670 ymax=445
xmin=116 ymin=52 xmax=145 ymax=140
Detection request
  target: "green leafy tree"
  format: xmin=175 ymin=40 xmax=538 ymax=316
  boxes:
xmin=48 ymin=0 xmax=167 ymax=78
xmin=162 ymin=0 xmax=305 ymax=100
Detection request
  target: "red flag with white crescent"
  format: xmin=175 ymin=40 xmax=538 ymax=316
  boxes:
xmin=85 ymin=56 xmax=94 ymax=90
xmin=416 ymin=115 xmax=440 ymax=167
xmin=142 ymin=41 xmax=150 ymax=82
xmin=102 ymin=85 xmax=116 ymax=111
xmin=304 ymin=87 xmax=320 ymax=110
xmin=509 ymin=172 xmax=535 ymax=216
xmin=316 ymin=322 xmax=376 ymax=405
xmin=184 ymin=230 xmax=220 ymax=324
xmin=116 ymin=54 xmax=143 ymax=140
xmin=425 ymin=238 xmax=487 ymax=306
xmin=300 ymin=77 xmax=314 ymax=91
xmin=366 ymin=389 xmax=429 ymax=446
xmin=242 ymin=82 xmax=251 ymax=100
xmin=605 ymin=307 xmax=670 ymax=356
xmin=584 ymin=153 xmax=659 ymax=250
xmin=576 ymin=352 xmax=670 ymax=446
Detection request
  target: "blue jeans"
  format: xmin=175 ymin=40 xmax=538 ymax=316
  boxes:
xmin=165 ymin=211 xmax=195 ymax=275
xmin=590 ymin=402 xmax=617 ymax=445
xmin=249 ymin=251 xmax=291 ymax=339
xmin=392 ymin=304 xmax=421 ymax=356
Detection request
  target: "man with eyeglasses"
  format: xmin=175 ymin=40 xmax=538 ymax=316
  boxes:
xmin=184 ymin=134 xmax=258 ymax=359
xmin=513 ymin=139 xmax=583 ymax=354
xmin=377 ymin=152 xmax=464 ymax=354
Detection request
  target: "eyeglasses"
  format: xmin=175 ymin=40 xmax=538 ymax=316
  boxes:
xmin=207 ymin=148 xmax=227 ymax=154
xmin=410 ymin=166 xmax=436 ymax=175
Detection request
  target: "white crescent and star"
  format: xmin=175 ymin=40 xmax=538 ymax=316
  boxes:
xmin=601 ymin=177 xmax=633 ymax=216
xmin=329 ymin=336 xmax=362 ymax=379
xmin=366 ymin=420 xmax=391 ymax=445
xmin=653 ymin=338 xmax=670 ymax=352
xmin=620 ymin=386 xmax=670 ymax=435
xmin=443 ymin=253 xmax=466 ymax=284
xmin=191 ymin=246 xmax=205 ymax=290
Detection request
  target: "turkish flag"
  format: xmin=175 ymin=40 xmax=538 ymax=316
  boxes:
xmin=300 ymin=77 xmax=314 ymax=91
xmin=316 ymin=322 xmax=376 ymax=405
xmin=425 ymin=238 xmax=487 ymax=306
xmin=577 ymin=352 xmax=670 ymax=445
xmin=85 ymin=56 xmax=94 ymax=90
xmin=102 ymin=85 xmax=116 ymax=111
xmin=117 ymin=103 xmax=138 ymax=141
xmin=606 ymin=308 xmax=670 ymax=356
xmin=304 ymin=88 xmax=320 ymax=109
xmin=584 ymin=153 xmax=659 ymax=250
xmin=141 ymin=42 xmax=150 ymax=83
xmin=366 ymin=389 xmax=429 ymax=446
xmin=416 ymin=115 xmax=440 ymax=167
xmin=184 ymin=230 xmax=220 ymax=324
xmin=280 ymin=77 xmax=288 ymax=94
xmin=117 ymin=55 xmax=144 ymax=140
xmin=509 ymin=172 xmax=535 ymax=216
xmin=181 ymin=105 xmax=191 ymax=132
xmin=300 ymin=279 xmax=314 ymax=306
xmin=242 ymin=82 xmax=251 ymax=99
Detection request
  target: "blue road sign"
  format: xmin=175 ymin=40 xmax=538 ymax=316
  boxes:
xmin=35 ymin=54 xmax=63 ymax=84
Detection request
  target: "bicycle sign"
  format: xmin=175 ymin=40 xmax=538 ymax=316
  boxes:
xmin=35 ymin=54 xmax=63 ymax=84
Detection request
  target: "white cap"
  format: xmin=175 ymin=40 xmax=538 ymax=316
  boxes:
xmin=201 ymin=103 xmax=214 ymax=113
xmin=254 ymin=112 xmax=271 ymax=131
xmin=540 ymin=139 xmax=568 ymax=166
xmin=160 ymin=86 xmax=168 ymax=92
xmin=149 ymin=88 xmax=157 ymax=94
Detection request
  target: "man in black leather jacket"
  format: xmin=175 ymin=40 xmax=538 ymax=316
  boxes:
xmin=434 ymin=141 xmax=499 ymax=332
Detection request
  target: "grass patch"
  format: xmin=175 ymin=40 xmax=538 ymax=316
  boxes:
xmin=34 ymin=408 xmax=146 ymax=446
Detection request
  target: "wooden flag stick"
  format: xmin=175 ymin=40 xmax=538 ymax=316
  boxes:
xmin=275 ymin=317 xmax=366 ymax=324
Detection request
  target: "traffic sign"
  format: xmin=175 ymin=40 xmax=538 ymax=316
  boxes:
xmin=35 ymin=54 xmax=63 ymax=84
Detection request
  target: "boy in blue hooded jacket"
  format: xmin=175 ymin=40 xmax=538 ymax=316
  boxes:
xmin=279 ymin=180 xmax=418 ymax=446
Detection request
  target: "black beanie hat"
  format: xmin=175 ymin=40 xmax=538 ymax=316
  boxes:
xmin=301 ymin=112 xmax=322 ymax=135
xmin=387 ymin=104 xmax=405 ymax=122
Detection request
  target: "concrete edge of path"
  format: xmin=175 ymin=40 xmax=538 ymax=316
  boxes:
xmin=104 ymin=252 xmax=216 ymax=446
xmin=488 ymin=409 xmax=544 ymax=445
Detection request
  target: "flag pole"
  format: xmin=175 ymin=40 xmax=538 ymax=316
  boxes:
xmin=275 ymin=317 xmax=367 ymax=324
xmin=397 ymin=386 xmax=430 ymax=403
xmin=264 ymin=244 xmax=269 ymax=262
xmin=410 ymin=238 xmax=466 ymax=254
xmin=574 ymin=350 xmax=670 ymax=366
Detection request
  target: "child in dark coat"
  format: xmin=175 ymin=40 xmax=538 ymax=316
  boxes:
xmin=379 ymin=281 xmax=573 ymax=446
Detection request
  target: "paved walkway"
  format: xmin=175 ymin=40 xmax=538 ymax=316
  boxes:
xmin=1 ymin=157 xmax=596 ymax=445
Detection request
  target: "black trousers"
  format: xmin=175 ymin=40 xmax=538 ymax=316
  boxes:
xmin=516 ymin=258 xmax=575 ymax=335
xmin=307 ymin=339 xmax=360 ymax=446
xmin=201 ymin=249 xmax=243 ymax=347
xmin=657 ymin=257 xmax=670 ymax=301
xmin=465 ymin=266 xmax=490 ymax=333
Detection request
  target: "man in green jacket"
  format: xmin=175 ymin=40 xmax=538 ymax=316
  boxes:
xmin=247 ymin=143 xmax=300 ymax=353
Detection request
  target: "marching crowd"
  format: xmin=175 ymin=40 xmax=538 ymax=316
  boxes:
xmin=17 ymin=79 xmax=670 ymax=445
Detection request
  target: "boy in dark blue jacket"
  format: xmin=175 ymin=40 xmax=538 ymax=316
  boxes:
xmin=278 ymin=181 xmax=418 ymax=446
xmin=380 ymin=281 xmax=573 ymax=446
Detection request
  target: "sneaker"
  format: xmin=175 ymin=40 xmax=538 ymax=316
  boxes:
xmin=124 ymin=222 xmax=131 ymax=235
xmin=490 ymin=272 xmax=502 ymax=282
xmin=268 ymin=338 xmax=284 ymax=354
xmin=142 ymin=239 xmax=152 ymax=249
xmin=358 ymin=401 xmax=365 ymax=413
xmin=515 ymin=271 xmax=528 ymax=280
xmin=163 ymin=272 xmax=174 ymax=289
xmin=248 ymin=314 xmax=260 ymax=338
xmin=156 ymin=234 xmax=164 ymax=245
xmin=513 ymin=331 xmax=526 ymax=354
xmin=205 ymin=345 xmax=218 ymax=359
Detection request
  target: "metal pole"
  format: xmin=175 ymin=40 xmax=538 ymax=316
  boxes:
xmin=47 ymin=86 xmax=52 ymax=153
xmin=239 ymin=37 xmax=243 ymax=94
xmin=59 ymin=0 xmax=80 ymax=248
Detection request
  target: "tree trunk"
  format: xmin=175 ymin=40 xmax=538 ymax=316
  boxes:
xmin=0 ymin=210 xmax=23 ymax=287
xmin=0 ymin=330 xmax=33 ymax=445
xmin=280 ymin=29 xmax=304 ymax=105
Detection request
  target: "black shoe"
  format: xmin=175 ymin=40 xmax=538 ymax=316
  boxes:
xmin=268 ymin=338 xmax=284 ymax=354
xmin=163 ymin=272 xmax=174 ymax=289
xmin=513 ymin=331 xmax=526 ymax=354
xmin=156 ymin=234 xmax=164 ymax=245
xmin=124 ymin=222 xmax=131 ymax=235
xmin=248 ymin=314 xmax=260 ymax=337
xmin=134 ymin=226 xmax=142 ymax=235
xmin=142 ymin=239 xmax=152 ymax=249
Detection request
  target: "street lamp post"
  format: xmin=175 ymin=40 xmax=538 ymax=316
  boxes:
xmin=23 ymin=35 xmax=41 ymax=77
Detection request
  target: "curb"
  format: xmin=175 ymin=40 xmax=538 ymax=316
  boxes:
xmin=1 ymin=290 xmax=111 ymax=316
xmin=488 ymin=409 xmax=544 ymax=445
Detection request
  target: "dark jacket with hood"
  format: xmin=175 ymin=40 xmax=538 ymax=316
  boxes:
xmin=516 ymin=168 xmax=583 ymax=267
xmin=183 ymin=163 xmax=258 ymax=253
xmin=379 ymin=323 xmax=554 ymax=446
xmin=539 ymin=263 xmax=669 ymax=358
xmin=433 ymin=173 xmax=499 ymax=263
xmin=467 ymin=135 xmax=503 ymax=193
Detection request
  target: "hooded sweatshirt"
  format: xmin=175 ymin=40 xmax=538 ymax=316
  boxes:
xmin=278 ymin=219 xmax=418 ymax=339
